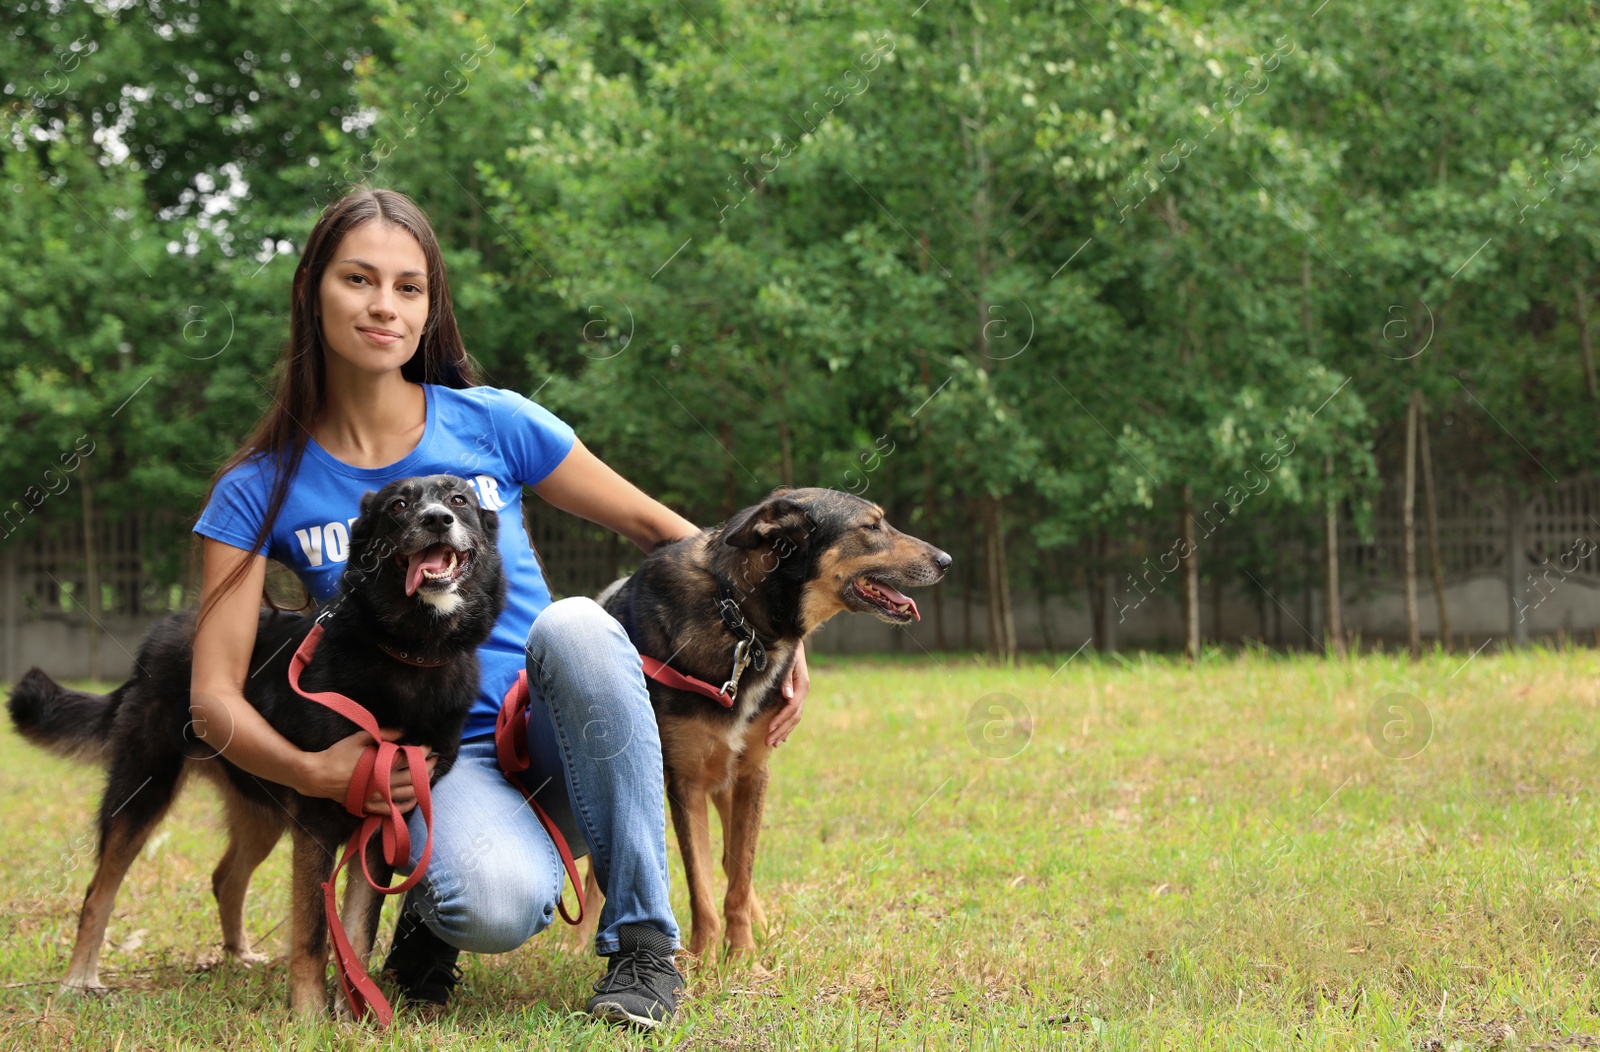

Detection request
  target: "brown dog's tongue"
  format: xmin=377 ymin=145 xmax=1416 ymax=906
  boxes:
xmin=406 ymin=544 xmax=453 ymax=596
xmin=873 ymin=580 xmax=921 ymax=621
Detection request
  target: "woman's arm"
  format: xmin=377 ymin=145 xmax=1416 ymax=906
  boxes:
xmin=531 ymin=439 xmax=699 ymax=550
xmin=189 ymin=538 xmax=429 ymax=815
xmin=531 ymin=439 xmax=811 ymax=742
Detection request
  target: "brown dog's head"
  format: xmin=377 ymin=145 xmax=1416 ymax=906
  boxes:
xmin=721 ymin=487 xmax=951 ymax=633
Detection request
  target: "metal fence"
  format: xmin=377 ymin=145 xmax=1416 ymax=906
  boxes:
xmin=1340 ymin=475 xmax=1600 ymax=587
xmin=4 ymin=475 xmax=1600 ymax=680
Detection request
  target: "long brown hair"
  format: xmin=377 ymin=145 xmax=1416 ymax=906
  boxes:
xmin=192 ymin=187 xmax=481 ymax=632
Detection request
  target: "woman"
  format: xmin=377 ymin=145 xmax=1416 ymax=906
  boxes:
xmin=187 ymin=187 xmax=809 ymax=1029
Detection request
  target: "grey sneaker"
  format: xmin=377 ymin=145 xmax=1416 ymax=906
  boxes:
xmin=586 ymin=924 xmax=685 ymax=1029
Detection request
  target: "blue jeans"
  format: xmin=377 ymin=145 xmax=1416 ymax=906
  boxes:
xmin=400 ymin=596 xmax=680 ymax=955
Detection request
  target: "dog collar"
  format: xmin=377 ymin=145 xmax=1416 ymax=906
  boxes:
xmin=631 ymin=588 xmax=771 ymax=707
xmin=375 ymin=642 xmax=453 ymax=668
xmin=715 ymin=588 xmax=771 ymax=700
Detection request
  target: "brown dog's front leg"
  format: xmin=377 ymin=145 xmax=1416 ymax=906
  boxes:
xmin=563 ymin=858 xmax=605 ymax=954
xmin=713 ymin=783 xmax=767 ymax=939
xmin=666 ymin=772 xmax=721 ymax=959
xmin=720 ymin=744 xmax=772 ymax=953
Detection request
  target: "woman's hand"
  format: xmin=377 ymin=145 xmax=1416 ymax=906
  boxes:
xmin=766 ymin=640 xmax=810 ymax=747
xmin=301 ymin=727 xmax=436 ymax=816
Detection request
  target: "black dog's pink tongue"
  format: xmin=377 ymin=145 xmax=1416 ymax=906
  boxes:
xmin=873 ymin=580 xmax=921 ymax=621
xmin=406 ymin=544 xmax=453 ymax=596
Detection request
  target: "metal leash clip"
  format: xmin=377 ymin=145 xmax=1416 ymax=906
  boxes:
xmin=721 ymin=637 xmax=753 ymax=701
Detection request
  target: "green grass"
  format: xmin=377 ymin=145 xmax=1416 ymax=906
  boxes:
xmin=3 ymin=644 xmax=1599 ymax=1050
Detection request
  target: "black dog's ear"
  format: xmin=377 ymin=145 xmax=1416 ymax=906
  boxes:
xmin=349 ymin=491 xmax=381 ymax=548
xmin=346 ymin=493 xmax=384 ymax=576
xmin=723 ymin=497 xmax=813 ymax=549
xmin=478 ymin=505 xmax=500 ymax=545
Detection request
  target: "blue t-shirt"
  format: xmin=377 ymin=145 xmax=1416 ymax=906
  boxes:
xmin=193 ymin=383 xmax=577 ymax=740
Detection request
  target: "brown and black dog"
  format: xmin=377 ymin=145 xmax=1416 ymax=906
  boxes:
xmin=7 ymin=475 xmax=504 ymax=1016
xmin=583 ymin=486 xmax=950 ymax=959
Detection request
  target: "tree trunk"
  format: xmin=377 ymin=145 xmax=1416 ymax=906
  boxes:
xmin=1506 ymin=483 xmax=1527 ymax=647
xmin=962 ymin=505 xmax=975 ymax=651
xmin=1323 ymin=455 xmax=1345 ymax=659
xmin=1301 ymin=575 xmax=1313 ymax=653
xmin=918 ymin=351 xmax=945 ymax=650
xmin=2 ymin=544 xmax=16 ymax=684
xmin=606 ymin=529 xmax=622 ymax=583
xmin=1578 ymin=275 xmax=1597 ymax=401
xmin=1301 ymin=249 xmax=1314 ymax=353
xmin=1179 ymin=485 xmax=1200 ymax=661
xmin=1210 ymin=574 xmax=1223 ymax=646
xmin=981 ymin=494 xmax=1017 ymax=657
xmin=1403 ymin=391 xmax=1422 ymax=657
xmin=467 ymin=165 xmax=482 ymax=257
xmin=927 ymin=493 xmax=945 ymax=651
xmin=720 ymin=419 xmax=736 ymax=518
xmin=777 ymin=420 xmax=793 ymax=489
xmin=1037 ymin=575 xmax=1056 ymax=652
xmin=1087 ymin=531 xmax=1109 ymax=651
xmin=81 ymin=462 xmax=102 ymax=682
xmin=1418 ymin=399 xmax=1451 ymax=648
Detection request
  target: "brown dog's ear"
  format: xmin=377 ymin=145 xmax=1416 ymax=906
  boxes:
xmin=722 ymin=497 xmax=813 ymax=549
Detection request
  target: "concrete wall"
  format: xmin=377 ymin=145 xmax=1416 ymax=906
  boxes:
xmin=3 ymin=614 xmax=154 ymax=684
xmin=801 ymin=573 xmax=1600 ymax=654
xmin=8 ymin=573 xmax=1600 ymax=686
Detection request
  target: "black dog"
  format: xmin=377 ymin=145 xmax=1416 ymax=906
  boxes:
xmin=7 ymin=474 xmax=503 ymax=1016
xmin=578 ymin=486 xmax=951 ymax=959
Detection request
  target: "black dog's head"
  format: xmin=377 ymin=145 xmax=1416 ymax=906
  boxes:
xmin=720 ymin=487 xmax=951 ymax=633
xmin=341 ymin=475 xmax=505 ymax=638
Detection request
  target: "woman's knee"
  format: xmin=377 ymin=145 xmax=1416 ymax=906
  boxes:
xmin=528 ymin=596 xmax=618 ymax=647
xmin=424 ymin=852 xmax=564 ymax=954
xmin=526 ymin=596 xmax=634 ymax=670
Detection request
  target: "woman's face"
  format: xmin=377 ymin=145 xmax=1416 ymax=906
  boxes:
xmin=316 ymin=220 xmax=430 ymax=378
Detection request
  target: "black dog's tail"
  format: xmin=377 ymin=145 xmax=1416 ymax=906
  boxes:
xmin=6 ymin=667 xmax=119 ymax=764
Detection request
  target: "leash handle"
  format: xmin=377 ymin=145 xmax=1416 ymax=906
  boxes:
xmin=345 ymin=744 xmax=433 ymax=895
xmin=495 ymin=670 xmax=586 ymax=925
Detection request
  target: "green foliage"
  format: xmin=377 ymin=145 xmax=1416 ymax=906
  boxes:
xmin=4 ymin=0 xmax=1596 ymax=603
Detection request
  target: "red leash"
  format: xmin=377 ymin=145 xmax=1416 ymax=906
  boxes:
xmin=639 ymin=655 xmax=734 ymax=708
xmin=488 ymin=653 xmax=732 ymax=933
xmin=288 ymin=623 xmax=718 ymax=1025
xmin=288 ymin=623 xmax=433 ymax=1029
xmin=494 ymin=670 xmax=586 ymax=925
